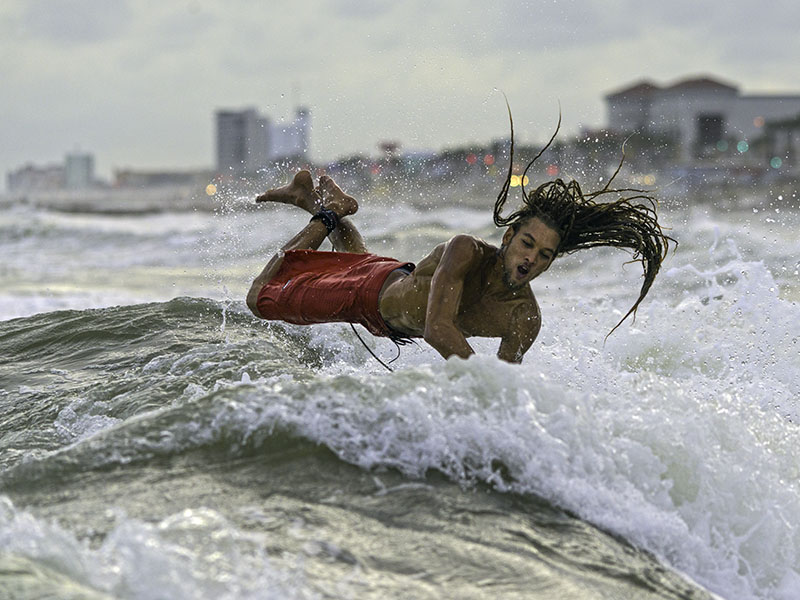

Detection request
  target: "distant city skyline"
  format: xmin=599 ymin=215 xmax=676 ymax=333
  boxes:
xmin=2 ymin=0 xmax=800 ymax=191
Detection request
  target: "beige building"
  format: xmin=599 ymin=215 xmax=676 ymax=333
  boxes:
xmin=605 ymin=76 xmax=800 ymax=164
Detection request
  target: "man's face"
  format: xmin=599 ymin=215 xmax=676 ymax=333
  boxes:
xmin=500 ymin=217 xmax=560 ymax=289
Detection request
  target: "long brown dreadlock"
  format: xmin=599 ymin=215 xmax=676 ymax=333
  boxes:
xmin=493 ymin=102 xmax=674 ymax=336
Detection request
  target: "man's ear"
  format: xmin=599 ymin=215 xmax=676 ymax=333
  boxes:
xmin=502 ymin=226 xmax=515 ymax=246
xmin=542 ymin=256 xmax=555 ymax=273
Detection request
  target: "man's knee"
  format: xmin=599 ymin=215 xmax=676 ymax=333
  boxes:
xmin=247 ymin=251 xmax=285 ymax=318
xmin=246 ymin=281 xmax=263 ymax=317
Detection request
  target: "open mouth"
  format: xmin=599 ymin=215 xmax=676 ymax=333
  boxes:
xmin=516 ymin=264 xmax=530 ymax=278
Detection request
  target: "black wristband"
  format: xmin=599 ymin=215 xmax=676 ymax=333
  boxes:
xmin=310 ymin=208 xmax=339 ymax=233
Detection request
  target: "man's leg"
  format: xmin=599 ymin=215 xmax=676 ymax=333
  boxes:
xmin=246 ymin=171 xmax=361 ymax=316
xmin=255 ymin=171 xmax=367 ymax=254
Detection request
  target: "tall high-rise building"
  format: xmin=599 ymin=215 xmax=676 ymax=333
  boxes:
xmin=215 ymin=108 xmax=270 ymax=174
xmin=215 ymin=106 xmax=311 ymax=173
xmin=270 ymin=107 xmax=311 ymax=161
xmin=65 ymin=152 xmax=94 ymax=189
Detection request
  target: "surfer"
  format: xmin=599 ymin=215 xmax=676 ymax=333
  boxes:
xmin=246 ymin=162 xmax=671 ymax=363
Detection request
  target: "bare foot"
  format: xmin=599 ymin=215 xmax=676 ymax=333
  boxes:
xmin=255 ymin=170 xmax=321 ymax=214
xmin=318 ymin=175 xmax=358 ymax=217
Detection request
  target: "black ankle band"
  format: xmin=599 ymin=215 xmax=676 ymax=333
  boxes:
xmin=310 ymin=208 xmax=339 ymax=233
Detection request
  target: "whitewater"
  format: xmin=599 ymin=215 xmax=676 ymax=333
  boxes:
xmin=1 ymin=180 xmax=799 ymax=599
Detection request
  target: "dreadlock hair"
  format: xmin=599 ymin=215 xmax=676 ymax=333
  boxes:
xmin=493 ymin=102 xmax=674 ymax=337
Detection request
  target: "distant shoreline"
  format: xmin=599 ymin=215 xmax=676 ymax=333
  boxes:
xmin=0 ymin=185 xmax=219 ymax=215
xmin=2 ymin=172 xmax=797 ymax=216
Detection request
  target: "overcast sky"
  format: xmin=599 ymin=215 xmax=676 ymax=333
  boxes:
xmin=2 ymin=0 xmax=799 ymax=188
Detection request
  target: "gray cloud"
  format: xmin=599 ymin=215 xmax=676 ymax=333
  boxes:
xmin=329 ymin=0 xmax=397 ymax=19
xmin=22 ymin=0 xmax=131 ymax=44
xmin=486 ymin=0 xmax=625 ymax=51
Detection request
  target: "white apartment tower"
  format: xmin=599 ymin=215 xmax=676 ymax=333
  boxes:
xmin=270 ymin=107 xmax=311 ymax=161
xmin=65 ymin=152 xmax=94 ymax=189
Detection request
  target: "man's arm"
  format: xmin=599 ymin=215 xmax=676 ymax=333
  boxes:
xmin=423 ymin=235 xmax=483 ymax=360
xmin=497 ymin=302 xmax=541 ymax=363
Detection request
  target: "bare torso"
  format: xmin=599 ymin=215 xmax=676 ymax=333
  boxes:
xmin=378 ymin=237 xmax=540 ymax=344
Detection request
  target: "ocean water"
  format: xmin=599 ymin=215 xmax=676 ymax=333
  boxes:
xmin=1 ymin=183 xmax=799 ymax=600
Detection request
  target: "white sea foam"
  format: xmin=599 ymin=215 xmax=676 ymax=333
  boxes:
xmin=193 ymin=238 xmax=798 ymax=600
xmin=229 ymin=361 xmax=793 ymax=600
xmin=64 ymin=272 xmax=793 ymax=600
xmin=0 ymin=497 xmax=321 ymax=600
xmin=53 ymin=398 xmax=122 ymax=443
xmin=3 ymin=198 xmax=800 ymax=599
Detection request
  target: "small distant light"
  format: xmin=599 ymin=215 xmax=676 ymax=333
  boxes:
xmin=643 ymin=174 xmax=656 ymax=186
xmin=483 ymin=154 xmax=495 ymax=166
xmin=521 ymin=175 xmax=529 ymax=186
xmin=770 ymin=157 xmax=783 ymax=169
xmin=510 ymin=175 xmax=521 ymax=187
xmin=754 ymin=116 xmax=765 ymax=127
xmin=466 ymin=153 xmax=477 ymax=165
xmin=716 ymin=140 xmax=729 ymax=152
xmin=737 ymin=141 xmax=749 ymax=153
xmin=205 ymin=184 xmax=217 ymax=196
xmin=546 ymin=164 xmax=559 ymax=177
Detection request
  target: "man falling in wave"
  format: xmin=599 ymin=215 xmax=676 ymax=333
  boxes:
xmin=246 ymin=134 xmax=671 ymax=363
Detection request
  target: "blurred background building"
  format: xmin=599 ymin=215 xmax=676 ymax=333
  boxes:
xmin=215 ymin=106 xmax=310 ymax=176
xmin=605 ymin=75 xmax=800 ymax=165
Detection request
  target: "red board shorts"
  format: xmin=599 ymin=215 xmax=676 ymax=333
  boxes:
xmin=256 ymin=249 xmax=415 ymax=337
